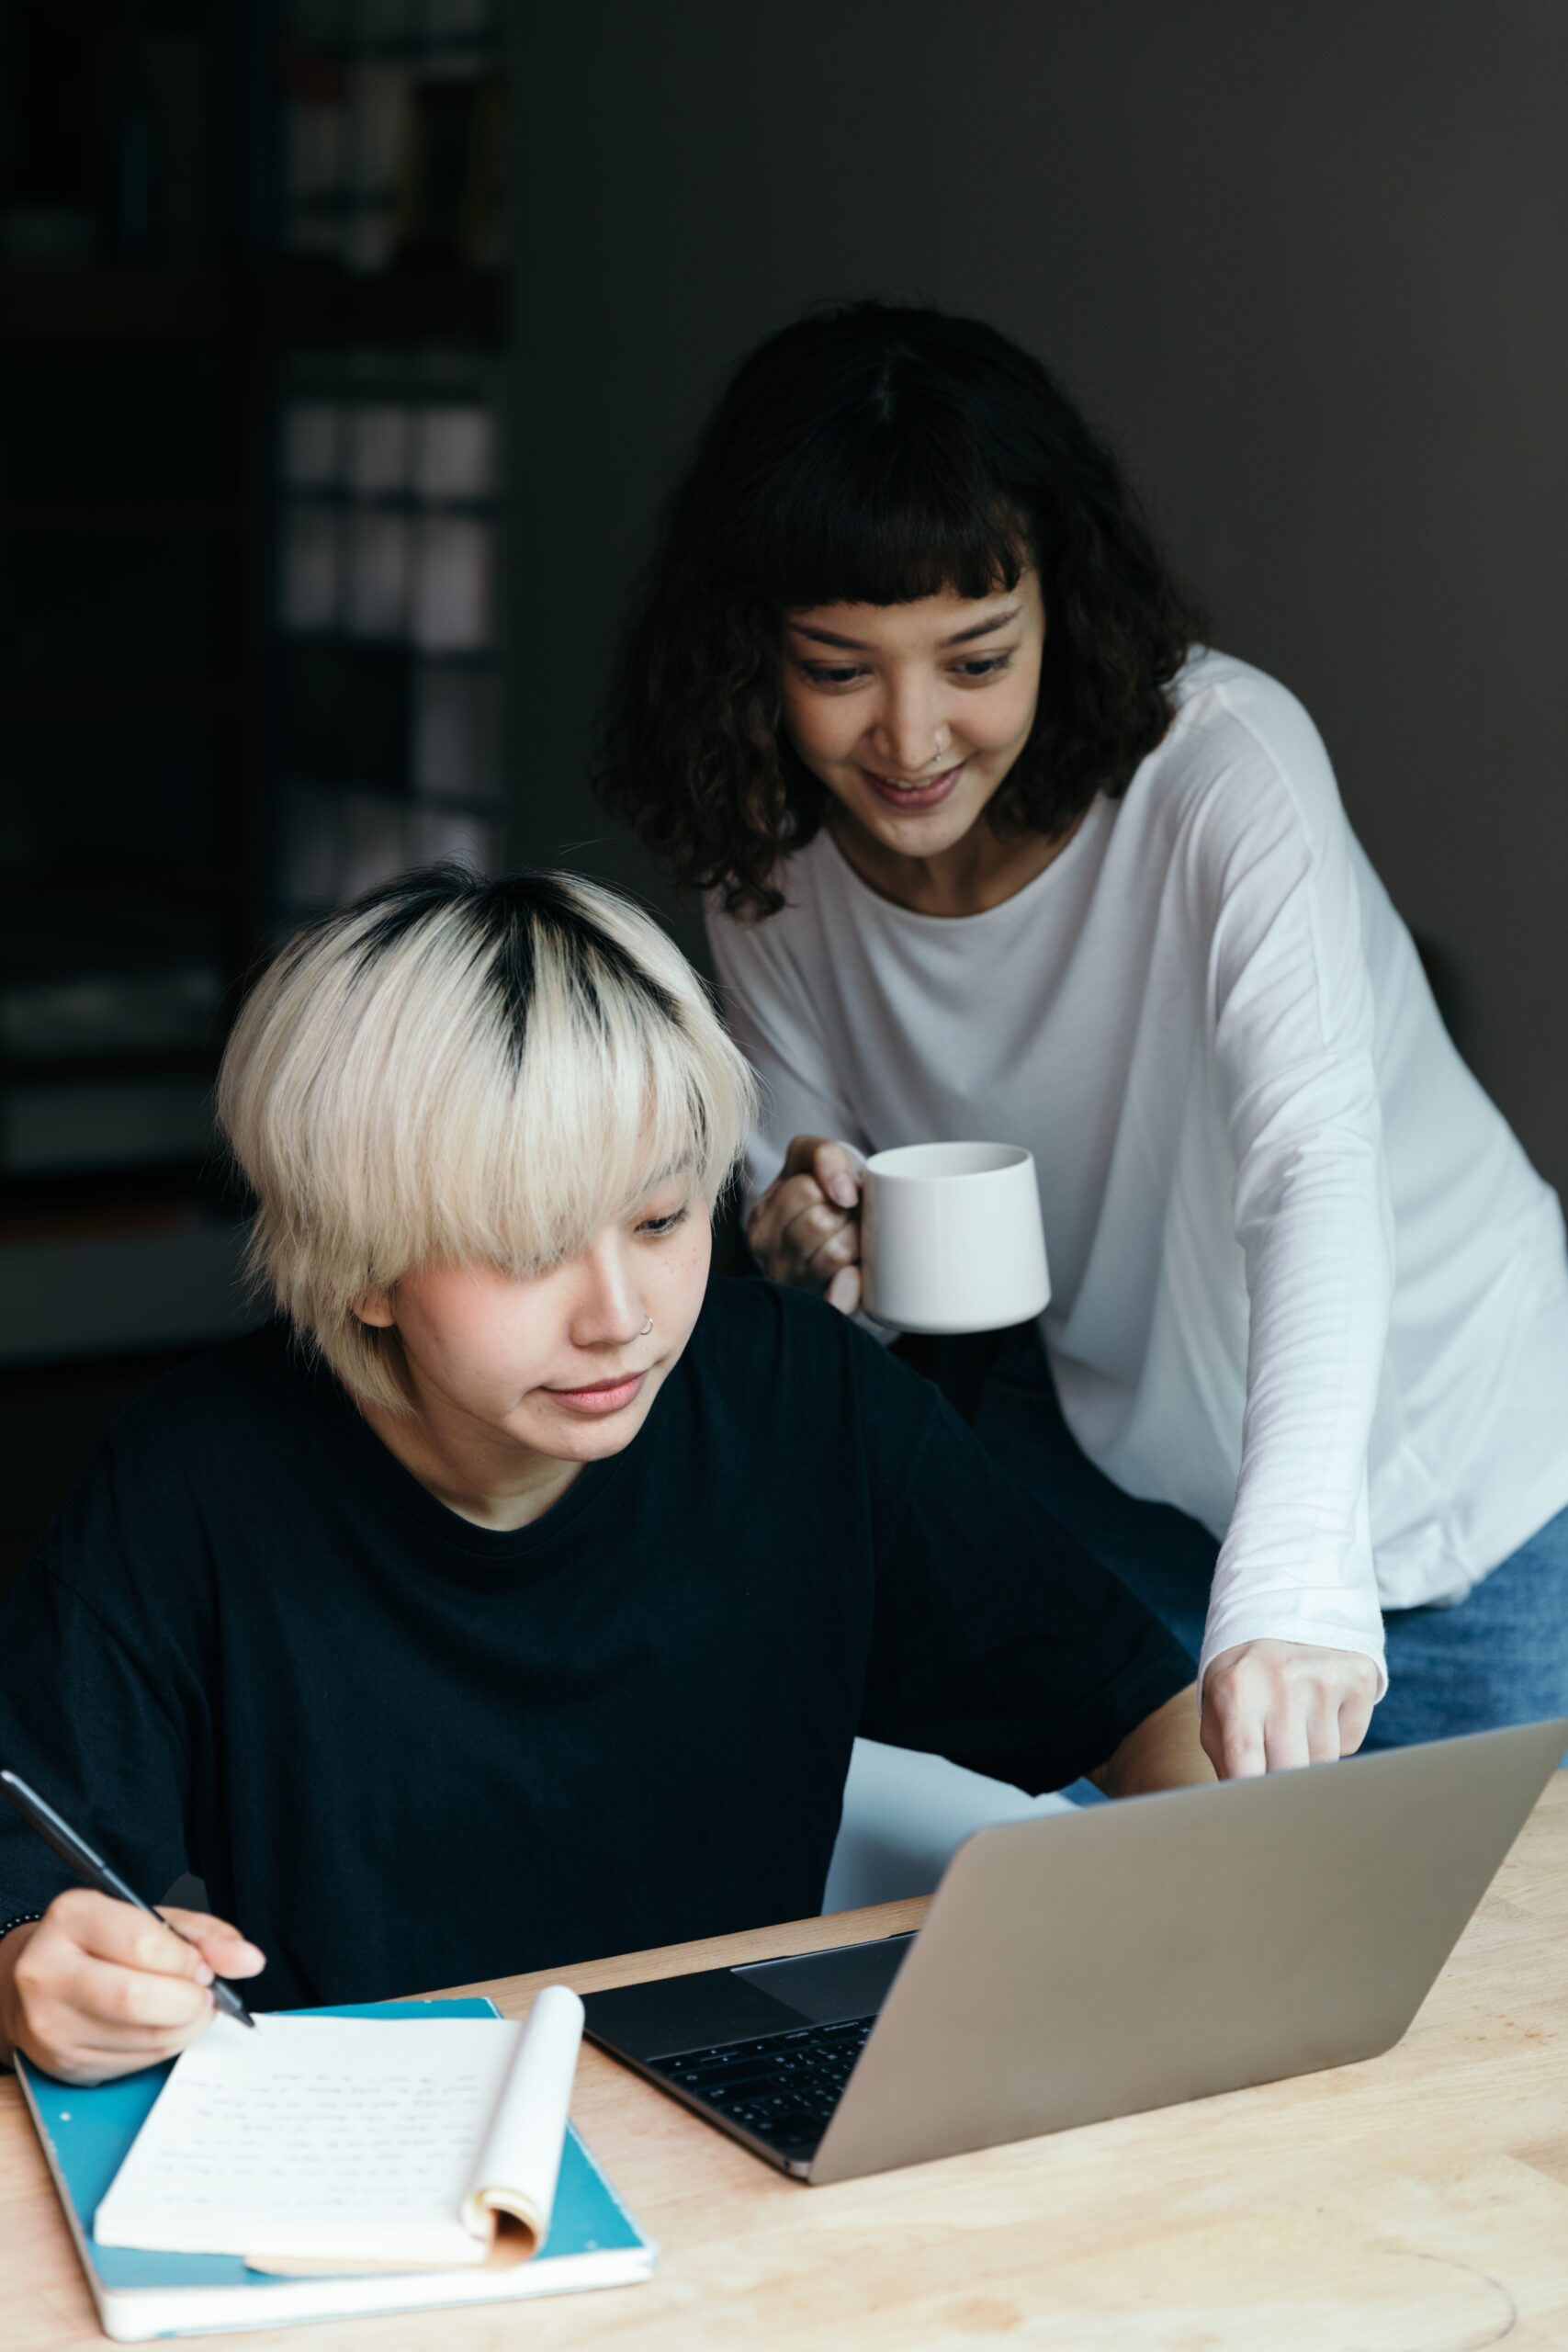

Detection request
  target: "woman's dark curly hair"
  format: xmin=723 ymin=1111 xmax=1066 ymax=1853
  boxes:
xmin=597 ymin=300 xmax=1207 ymax=920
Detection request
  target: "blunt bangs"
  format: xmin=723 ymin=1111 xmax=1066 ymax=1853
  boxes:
xmin=751 ymin=422 xmax=1028 ymax=616
xmin=751 ymin=433 xmax=1029 ymax=616
xmin=218 ymin=865 xmax=758 ymax=1410
xmin=706 ymin=311 xmax=1040 ymax=613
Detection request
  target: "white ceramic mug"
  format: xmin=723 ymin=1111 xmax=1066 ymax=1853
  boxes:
xmin=858 ymin=1142 xmax=1051 ymax=1335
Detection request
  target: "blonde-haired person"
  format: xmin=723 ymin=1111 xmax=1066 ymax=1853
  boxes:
xmin=0 ymin=866 xmax=1205 ymax=2086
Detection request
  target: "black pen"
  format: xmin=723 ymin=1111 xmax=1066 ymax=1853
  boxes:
xmin=0 ymin=1770 xmax=255 ymax=2030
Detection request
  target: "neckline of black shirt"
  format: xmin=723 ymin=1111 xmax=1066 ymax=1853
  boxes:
xmin=276 ymin=1317 xmax=642 ymax=1568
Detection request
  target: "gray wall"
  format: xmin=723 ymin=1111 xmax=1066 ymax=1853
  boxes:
xmin=513 ymin=1 xmax=1568 ymax=1191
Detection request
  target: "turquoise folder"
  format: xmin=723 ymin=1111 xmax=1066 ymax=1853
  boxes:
xmin=17 ymin=1997 xmax=656 ymax=2341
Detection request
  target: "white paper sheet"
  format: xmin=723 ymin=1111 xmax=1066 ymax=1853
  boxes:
xmin=93 ymin=1991 xmax=584 ymax=2267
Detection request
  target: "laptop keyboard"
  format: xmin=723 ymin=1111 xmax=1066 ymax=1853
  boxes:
xmin=656 ymin=2015 xmax=876 ymax=2154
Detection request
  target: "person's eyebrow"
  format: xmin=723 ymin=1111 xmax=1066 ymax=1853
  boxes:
xmin=637 ymin=1151 xmax=696 ymax=1192
xmin=789 ymin=605 xmax=1021 ymax=652
xmin=941 ymin=605 xmax=1021 ymax=647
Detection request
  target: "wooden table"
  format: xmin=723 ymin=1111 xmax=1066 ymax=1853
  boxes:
xmin=6 ymin=1775 xmax=1568 ymax=2350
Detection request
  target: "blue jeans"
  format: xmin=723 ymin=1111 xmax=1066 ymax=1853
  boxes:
xmin=973 ymin=1331 xmax=1568 ymax=1749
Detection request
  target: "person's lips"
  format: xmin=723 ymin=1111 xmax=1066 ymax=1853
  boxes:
xmin=858 ymin=760 xmax=966 ymax=812
xmin=544 ymin=1371 xmax=648 ymax=1416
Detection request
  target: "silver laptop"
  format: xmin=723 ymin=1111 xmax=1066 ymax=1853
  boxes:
xmin=581 ymin=1718 xmax=1567 ymax=2184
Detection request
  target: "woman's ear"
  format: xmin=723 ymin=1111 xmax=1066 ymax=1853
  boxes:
xmin=352 ymin=1290 xmax=397 ymax=1329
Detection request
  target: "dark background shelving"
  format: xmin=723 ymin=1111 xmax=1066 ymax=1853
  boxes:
xmin=0 ymin=0 xmax=510 ymax=1583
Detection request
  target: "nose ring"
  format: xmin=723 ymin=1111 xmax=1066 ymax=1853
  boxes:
xmin=640 ymin=1316 xmax=653 ymax=1336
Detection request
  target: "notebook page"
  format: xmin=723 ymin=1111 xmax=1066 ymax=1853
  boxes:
xmin=94 ymin=2016 xmax=525 ymax=2264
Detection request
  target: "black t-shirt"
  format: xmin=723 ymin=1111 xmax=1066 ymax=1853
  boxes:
xmin=0 ymin=1279 xmax=1191 ymax=2008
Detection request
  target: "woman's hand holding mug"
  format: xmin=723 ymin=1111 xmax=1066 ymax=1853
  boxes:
xmin=746 ymin=1135 xmax=864 ymax=1313
xmin=750 ymin=1134 xmax=1051 ymax=1334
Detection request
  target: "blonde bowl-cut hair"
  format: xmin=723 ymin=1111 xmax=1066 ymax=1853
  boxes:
xmin=217 ymin=864 xmax=760 ymax=1412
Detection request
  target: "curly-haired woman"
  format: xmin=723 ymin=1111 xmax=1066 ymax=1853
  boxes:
xmin=600 ymin=300 xmax=1568 ymax=1781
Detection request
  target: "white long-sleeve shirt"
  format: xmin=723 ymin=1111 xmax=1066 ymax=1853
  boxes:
xmin=706 ymin=650 xmax=1568 ymax=1693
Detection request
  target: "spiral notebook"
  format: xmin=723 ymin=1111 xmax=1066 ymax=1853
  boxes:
xmin=17 ymin=1996 xmax=656 ymax=2344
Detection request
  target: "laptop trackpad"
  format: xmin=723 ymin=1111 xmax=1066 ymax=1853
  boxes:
xmin=731 ymin=1935 xmax=913 ymax=2024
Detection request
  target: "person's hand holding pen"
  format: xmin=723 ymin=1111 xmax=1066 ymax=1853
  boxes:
xmin=0 ymin=1772 xmax=265 ymax=2085
xmin=0 ymin=1894 xmax=265 ymax=2085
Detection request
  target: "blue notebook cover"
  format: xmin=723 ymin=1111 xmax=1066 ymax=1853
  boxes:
xmin=18 ymin=1997 xmax=656 ymax=2342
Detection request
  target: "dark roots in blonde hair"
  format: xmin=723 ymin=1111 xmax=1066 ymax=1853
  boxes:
xmin=597 ymin=300 xmax=1209 ymax=921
